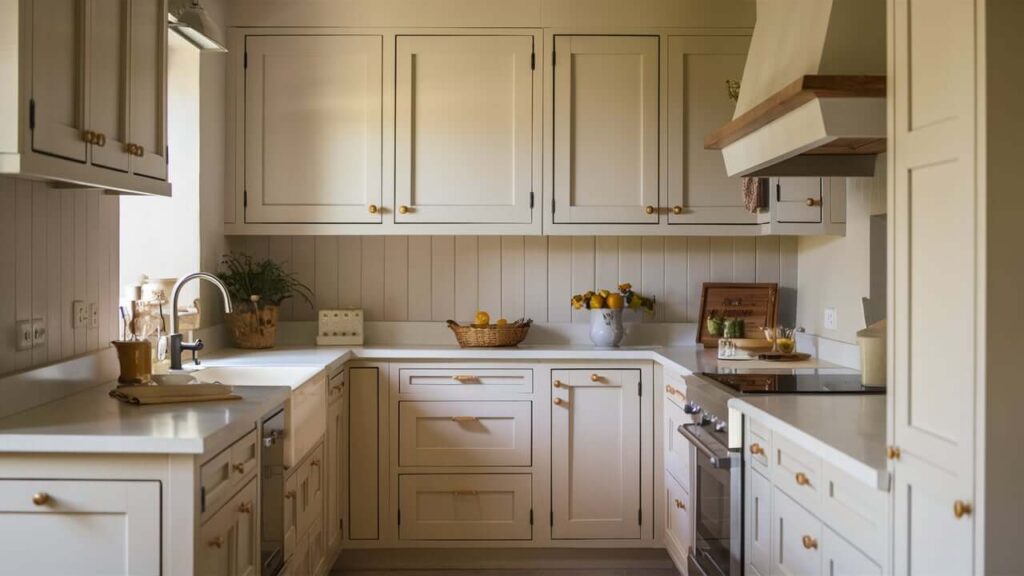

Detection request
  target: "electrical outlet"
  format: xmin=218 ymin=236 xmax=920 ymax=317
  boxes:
xmin=15 ymin=320 xmax=33 ymax=351
xmin=89 ymin=302 xmax=99 ymax=329
xmin=824 ymin=307 xmax=838 ymax=331
xmin=73 ymin=300 xmax=89 ymax=329
xmin=31 ymin=318 xmax=47 ymax=348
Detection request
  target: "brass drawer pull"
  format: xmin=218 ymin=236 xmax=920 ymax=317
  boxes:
xmin=368 ymin=204 xmax=379 ymax=214
xmin=453 ymin=490 xmax=478 ymax=496
xmin=590 ymin=373 xmax=601 ymax=382
xmin=954 ymin=500 xmax=972 ymax=519
xmin=82 ymin=130 xmax=96 ymax=144
xmin=398 ymin=205 xmax=410 ymax=214
xmin=802 ymin=535 xmax=818 ymax=550
xmin=450 ymin=416 xmax=479 ymax=422
xmin=238 ymin=501 xmax=252 ymax=514
xmin=665 ymin=384 xmax=684 ymax=398
xmin=451 ymin=375 xmax=477 ymax=383
xmin=285 ymin=490 xmax=296 ymax=500
xmin=749 ymin=443 xmax=764 ymax=456
xmin=795 ymin=472 xmax=811 ymax=486
xmin=672 ymin=206 xmax=683 ymax=215
xmin=310 ymin=459 xmax=320 ymax=467
xmin=208 ymin=536 xmax=224 ymax=548
xmin=94 ymin=133 xmax=106 ymax=147
xmin=887 ymin=445 xmax=901 ymax=460
xmin=553 ymin=397 xmax=566 ymax=406
xmin=32 ymin=492 xmax=50 ymax=506
xmin=233 ymin=463 xmax=246 ymax=473
xmin=806 ymin=197 xmax=821 ymax=207
xmin=553 ymin=380 xmax=564 ymax=388
xmin=674 ymin=498 xmax=686 ymax=510
xmin=644 ymin=205 xmax=655 ymax=215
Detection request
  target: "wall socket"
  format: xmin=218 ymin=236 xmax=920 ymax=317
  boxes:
xmin=89 ymin=302 xmax=99 ymax=329
xmin=824 ymin=307 xmax=838 ymax=331
xmin=15 ymin=318 xmax=46 ymax=351
xmin=73 ymin=300 xmax=89 ymax=329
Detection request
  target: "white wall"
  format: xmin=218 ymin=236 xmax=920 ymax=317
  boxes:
xmin=229 ymin=235 xmax=798 ymax=326
xmin=796 ymin=155 xmax=886 ymax=344
xmin=120 ymin=33 xmax=202 ymax=304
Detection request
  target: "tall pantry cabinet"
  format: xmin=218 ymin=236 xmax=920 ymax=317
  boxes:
xmin=889 ymin=0 xmax=1024 ymax=574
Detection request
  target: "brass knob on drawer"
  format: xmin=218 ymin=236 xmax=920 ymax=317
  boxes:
xmin=208 ymin=536 xmax=224 ymax=549
xmin=285 ymin=490 xmax=296 ymax=500
xmin=238 ymin=501 xmax=252 ymax=514
xmin=32 ymin=492 xmax=50 ymax=506
xmin=674 ymin=498 xmax=686 ymax=510
xmin=954 ymin=500 xmax=973 ymax=519
xmin=368 ymin=204 xmax=379 ymax=214
xmin=553 ymin=380 xmax=564 ymax=388
xmin=553 ymin=397 xmax=566 ymax=406
xmin=451 ymin=375 xmax=477 ymax=383
xmin=590 ymin=373 xmax=601 ymax=382
xmin=233 ymin=463 xmax=246 ymax=473
xmin=94 ymin=133 xmax=106 ymax=147
xmin=806 ymin=197 xmax=821 ymax=207
xmin=795 ymin=472 xmax=811 ymax=486
xmin=310 ymin=459 xmax=320 ymax=467
xmin=398 ymin=205 xmax=410 ymax=214
xmin=672 ymin=206 xmax=683 ymax=215
xmin=802 ymin=535 xmax=818 ymax=550
xmin=136 ymin=144 xmax=145 ymax=157
xmin=749 ymin=443 xmax=764 ymax=456
xmin=887 ymin=445 xmax=901 ymax=460
xmin=82 ymin=130 xmax=96 ymax=144
xmin=644 ymin=205 xmax=655 ymax=215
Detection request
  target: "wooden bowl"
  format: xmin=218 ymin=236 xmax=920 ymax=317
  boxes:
xmin=732 ymin=338 xmax=773 ymax=351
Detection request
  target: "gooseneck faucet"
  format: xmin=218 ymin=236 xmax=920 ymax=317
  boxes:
xmin=169 ymin=272 xmax=234 ymax=370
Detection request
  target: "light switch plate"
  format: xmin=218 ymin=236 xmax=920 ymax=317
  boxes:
xmin=31 ymin=318 xmax=46 ymax=348
xmin=317 ymin=309 xmax=364 ymax=346
xmin=89 ymin=302 xmax=99 ymax=328
xmin=73 ymin=300 xmax=89 ymax=329
xmin=15 ymin=320 xmax=33 ymax=351
xmin=824 ymin=307 xmax=838 ymax=330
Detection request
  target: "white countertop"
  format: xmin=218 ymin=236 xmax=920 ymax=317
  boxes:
xmin=728 ymin=394 xmax=888 ymax=490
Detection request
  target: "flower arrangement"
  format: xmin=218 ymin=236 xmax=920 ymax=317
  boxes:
xmin=571 ymin=283 xmax=655 ymax=312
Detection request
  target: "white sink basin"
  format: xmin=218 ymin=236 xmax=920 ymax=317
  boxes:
xmin=194 ymin=365 xmax=322 ymax=390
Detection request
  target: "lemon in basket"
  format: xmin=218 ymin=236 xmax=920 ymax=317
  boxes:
xmin=473 ymin=311 xmax=491 ymax=327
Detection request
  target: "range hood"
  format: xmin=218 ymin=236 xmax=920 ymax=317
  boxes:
xmin=706 ymin=0 xmax=886 ymax=177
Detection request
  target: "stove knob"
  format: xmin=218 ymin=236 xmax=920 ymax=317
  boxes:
xmin=701 ymin=413 xmax=714 ymax=426
xmin=683 ymin=401 xmax=702 ymax=415
xmin=715 ymin=420 xmax=728 ymax=433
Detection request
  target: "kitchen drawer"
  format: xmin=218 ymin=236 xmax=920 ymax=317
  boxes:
xmin=327 ymin=370 xmax=345 ymax=405
xmin=201 ymin=428 xmax=259 ymax=519
xmin=664 ymin=377 xmax=687 ymax=409
xmin=819 ymin=461 xmax=887 ymax=563
xmin=288 ymin=371 xmax=327 ymax=467
xmin=772 ymin=487 xmax=823 ymax=576
xmin=399 ymin=366 xmax=533 ymax=395
xmin=399 ymin=401 xmax=532 ymax=467
xmin=746 ymin=468 xmax=772 ymax=576
xmin=398 ymin=474 xmax=532 ymax=540
xmin=296 ymin=444 xmax=325 ymax=540
xmin=772 ymin=432 xmax=822 ymax=515
xmin=558 ymin=368 xmax=642 ymax=390
xmin=821 ymin=525 xmax=882 ymax=576
xmin=745 ymin=417 xmax=771 ymax=475
xmin=775 ymin=177 xmax=823 ymax=223
xmin=665 ymin=473 xmax=691 ymax=559
xmin=664 ymin=398 xmax=691 ymax=489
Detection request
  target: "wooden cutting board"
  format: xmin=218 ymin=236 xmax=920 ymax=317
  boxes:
xmin=697 ymin=282 xmax=779 ymax=347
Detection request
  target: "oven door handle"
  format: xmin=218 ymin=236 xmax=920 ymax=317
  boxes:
xmin=678 ymin=423 xmax=735 ymax=469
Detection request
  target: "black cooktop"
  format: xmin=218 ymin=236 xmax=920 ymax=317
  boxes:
xmin=700 ymin=372 xmax=885 ymax=394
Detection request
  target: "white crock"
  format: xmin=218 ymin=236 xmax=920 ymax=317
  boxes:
xmin=589 ymin=308 xmax=625 ymax=347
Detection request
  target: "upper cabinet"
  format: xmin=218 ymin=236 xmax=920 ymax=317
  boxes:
xmin=0 ymin=0 xmax=169 ymax=195
xmin=395 ymin=34 xmax=539 ymax=226
xmin=552 ymin=35 xmax=659 ymax=225
xmin=243 ymin=34 xmax=383 ymax=224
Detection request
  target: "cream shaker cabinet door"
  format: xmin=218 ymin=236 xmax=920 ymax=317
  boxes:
xmin=395 ymin=35 xmax=537 ymax=224
xmin=666 ymin=35 xmax=755 ymax=225
xmin=244 ymin=35 xmax=383 ymax=223
xmin=821 ymin=527 xmax=881 ymax=576
xmin=87 ymin=0 xmax=130 ymax=172
xmin=29 ymin=0 xmax=88 ymax=162
xmin=0 ymin=479 xmax=160 ymax=576
xmin=746 ymin=468 xmax=771 ymax=576
xmin=347 ymin=365 xmax=381 ymax=540
xmin=553 ymin=35 xmax=659 ymax=224
xmin=127 ymin=0 xmax=167 ymax=179
xmin=551 ymin=369 xmax=641 ymax=539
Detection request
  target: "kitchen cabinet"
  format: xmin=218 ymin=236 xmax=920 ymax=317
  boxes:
xmin=821 ymin=526 xmax=882 ymax=576
xmin=0 ymin=479 xmax=160 ymax=575
xmin=762 ymin=177 xmax=846 ymax=235
xmin=395 ymin=34 xmax=539 ymax=226
xmin=551 ymin=369 xmax=642 ymax=539
xmin=347 ymin=364 xmax=383 ymax=540
xmin=552 ymin=35 xmax=660 ymax=224
xmin=284 ymin=471 xmax=298 ymax=559
xmin=398 ymin=400 xmax=533 ymax=467
xmin=326 ymin=371 xmax=345 ymax=551
xmin=664 ymin=473 xmax=692 ymax=566
xmin=397 ymin=474 xmax=533 ymax=540
xmin=1 ymin=0 xmax=169 ymax=195
xmin=243 ymin=34 xmax=384 ymax=223
xmin=198 ymin=478 xmax=258 ymax=576
xmin=772 ymin=487 xmax=822 ymax=576
xmin=746 ymin=468 xmax=771 ymax=576
xmin=666 ymin=35 xmax=754 ymax=226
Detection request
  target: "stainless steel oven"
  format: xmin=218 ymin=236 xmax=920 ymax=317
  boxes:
xmin=260 ymin=408 xmax=286 ymax=576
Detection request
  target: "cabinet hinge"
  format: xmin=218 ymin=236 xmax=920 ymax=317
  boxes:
xmin=529 ymin=508 xmax=534 ymax=525
xmin=28 ymin=99 xmax=35 ymax=131
xmin=243 ymin=189 xmax=248 ymax=208
xmin=550 ymin=510 xmax=554 ymax=527
xmin=530 ymin=191 xmax=534 ymax=209
xmin=638 ymin=381 xmax=642 ymax=397
xmin=244 ymin=51 xmax=248 ymax=69
xmin=531 ymin=51 xmax=536 ymax=70
xmin=551 ymin=195 xmax=556 ymax=214
xmin=200 ymin=486 xmax=206 ymax=513
xmin=166 ymin=145 xmax=169 ymax=165
xmin=552 ymin=50 xmax=556 ymax=67
xmin=638 ymin=508 xmax=642 ymax=525
xmin=776 ymin=181 xmax=781 ymax=202
xmin=397 ymin=509 xmax=401 ymax=526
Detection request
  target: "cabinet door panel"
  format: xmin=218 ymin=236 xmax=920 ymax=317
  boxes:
xmin=88 ymin=0 xmax=129 ymax=171
xmin=665 ymin=473 xmax=691 ymax=558
xmin=30 ymin=0 xmax=87 ymax=162
xmin=551 ymin=369 xmax=641 ymax=539
xmin=774 ymin=177 xmax=823 ymax=223
xmin=396 ymin=35 xmax=535 ymax=223
xmin=327 ymin=389 xmax=344 ymax=549
xmin=284 ymin=472 xmax=297 ymax=559
xmin=821 ymin=526 xmax=881 ymax=576
xmin=128 ymin=0 xmax=167 ymax=179
xmin=892 ymin=457 xmax=972 ymax=576
xmin=667 ymin=35 xmax=754 ymax=225
xmin=245 ymin=35 xmax=383 ymax=223
xmin=0 ymin=479 xmax=159 ymax=575
xmin=664 ymin=396 xmax=690 ymax=488
xmin=746 ymin=468 xmax=771 ymax=576
xmin=553 ymin=36 xmax=659 ymax=224
xmin=348 ymin=365 xmax=380 ymax=540
xmin=771 ymin=487 xmax=821 ymax=576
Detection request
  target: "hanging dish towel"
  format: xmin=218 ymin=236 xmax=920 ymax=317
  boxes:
xmin=742 ymin=177 xmax=769 ymax=213
xmin=110 ymin=382 xmax=240 ymax=405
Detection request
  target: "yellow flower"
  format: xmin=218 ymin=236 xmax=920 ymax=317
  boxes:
xmin=618 ymin=282 xmax=632 ymax=293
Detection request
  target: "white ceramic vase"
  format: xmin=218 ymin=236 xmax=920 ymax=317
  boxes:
xmin=589 ymin=308 xmax=625 ymax=347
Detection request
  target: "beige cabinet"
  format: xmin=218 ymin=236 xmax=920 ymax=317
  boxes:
xmin=326 ymin=372 xmax=345 ymax=551
xmin=398 ymin=400 xmax=533 ymax=467
xmin=553 ymin=35 xmax=660 ymax=224
xmin=127 ymin=0 xmax=167 ymax=179
xmin=347 ymin=364 xmax=382 ymax=540
xmin=821 ymin=527 xmax=881 ymax=576
xmin=666 ymin=35 xmax=754 ymax=226
xmin=551 ymin=369 xmax=642 ymax=539
xmin=664 ymin=473 xmax=691 ymax=563
xmin=395 ymin=34 xmax=538 ymax=225
xmin=88 ymin=0 xmax=129 ymax=172
xmin=198 ymin=478 xmax=258 ymax=576
xmin=397 ymin=474 xmax=533 ymax=540
xmin=243 ymin=34 xmax=383 ymax=223
xmin=772 ymin=487 xmax=822 ymax=576
xmin=0 ymin=479 xmax=160 ymax=575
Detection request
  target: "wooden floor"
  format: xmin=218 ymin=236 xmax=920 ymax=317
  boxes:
xmin=330 ymin=549 xmax=681 ymax=576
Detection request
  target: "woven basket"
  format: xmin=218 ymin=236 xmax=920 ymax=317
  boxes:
xmin=226 ymin=305 xmax=279 ymax=349
xmin=446 ymin=319 xmax=532 ymax=348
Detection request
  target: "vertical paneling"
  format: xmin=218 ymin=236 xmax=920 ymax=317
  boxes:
xmin=384 ymin=237 xmax=409 ymax=321
xmin=315 ymin=237 xmax=339 ymax=310
xmin=407 ymin=237 xmax=432 ymax=321
xmin=686 ymin=237 xmax=710 ymax=322
xmin=594 ymin=236 xmax=619 ymax=292
xmin=360 ymin=237 xmax=385 ymax=321
xmin=85 ymin=192 xmax=99 ymax=351
xmin=337 ymin=236 xmax=362 ymax=309
xmin=46 ymin=190 xmax=63 ymax=360
xmin=546 ymin=236 xmax=572 ymax=323
xmin=477 ymin=236 xmax=501 ymax=317
xmin=570 ymin=237 xmax=595 ymax=323
xmin=663 ymin=237 xmax=687 ymax=322
xmin=16 ymin=182 xmax=34 ymax=370
xmin=733 ymin=237 xmax=757 ymax=282
xmin=267 ymin=237 xmax=294 ymax=320
xmin=523 ymin=236 xmax=548 ymax=322
xmin=291 ymin=237 xmax=316 ymax=321
xmin=430 ymin=236 xmax=454 ymax=321
xmin=0 ymin=179 xmax=15 ymax=371
xmin=754 ymin=236 xmax=781 ymax=283
xmin=31 ymin=189 xmax=48 ymax=365
xmin=500 ymin=236 xmax=524 ymax=320
xmin=453 ymin=236 xmax=479 ymax=322
xmin=709 ymin=237 xmax=734 ymax=281
xmin=778 ymin=236 xmax=799 ymax=326
xmin=641 ymin=237 xmax=665 ymax=321
xmin=618 ymin=237 xmax=642 ymax=323
xmin=60 ymin=192 xmax=75 ymax=356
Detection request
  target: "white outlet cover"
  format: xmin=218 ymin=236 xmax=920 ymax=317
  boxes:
xmin=16 ymin=320 xmax=33 ymax=351
xmin=31 ymin=318 xmax=46 ymax=348
xmin=824 ymin=307 xmax=838 ymax=330
xmin=89 ymin=302 xmax=99 ymax=328
xmin=73 ymin=300 xmax=88 ymax=329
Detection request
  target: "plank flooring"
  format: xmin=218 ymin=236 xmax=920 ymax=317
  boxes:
xmin=330 ymin=549 xmax=681 ymax=576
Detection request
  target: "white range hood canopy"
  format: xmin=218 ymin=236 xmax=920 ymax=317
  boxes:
xmin=706 ymin=0 xmax=886 ymax=177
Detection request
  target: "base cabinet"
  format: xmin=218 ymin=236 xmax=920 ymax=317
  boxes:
xmin=326 ymin=372 xmax=345 ymax=551
xmin=198 ymin=478 xmax=258 ymax=576
xmin=664 ymin=473 xmax=691 ymax=563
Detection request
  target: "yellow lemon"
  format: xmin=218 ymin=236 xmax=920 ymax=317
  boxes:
xmin=589 ymin=294 xmax=606 ymax=309
xmin=606 ymin=293 xmax=624 ymax=309
xmin=474 ymin=311 xmax=491 ymax=327
xmin=496 ymin=318 xmax=508 ymax=327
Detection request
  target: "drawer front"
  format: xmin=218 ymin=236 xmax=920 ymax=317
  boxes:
xmin=664 ymin=398 xmax=691 ymax=489
xmin=561 ymin=368 xmax=641 ymax=389
xmin=772 ymin=432 xmax=823 ymax=515
xmin=819 ymin=462 xmax=887 ymax=563
xmin=772 ymin=487 xmax=823 ymax=576
xmin=745 ymin=417 xmax=771 ymax=474
xmin=822 ymin=526 xmax=882 ymax=576
xmin=399 ymin=367 xmax=533 ymax=395
xmin=664 ymin=378 xmax=687 ymax=409
xmin=399 ymin=401 xmax=532 ymax=467
xmin=296 ymin=444 xmax=325 ymax=539
xmin=665 ymin=473 xmax=691 ymax=557
xmin=327 ymin=371 xmax=345 ymax=405
xmin=201 ymin=428 xmax=258 ymax=519
xmin=775 ymin=177 xmax=823 ymax=223
xmin=289 ymin=372 xmax=327 ymax=467
xmin=747 ymin=468 xmax=772 ymax=576
xmin=398 ymin=474 xmax=532 ymax=540
xmin=230 ymin=428 xmax=259 ymax=481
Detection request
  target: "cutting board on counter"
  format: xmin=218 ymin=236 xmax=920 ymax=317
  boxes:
xmin=697 ymin=283 xmax=778 ymax=347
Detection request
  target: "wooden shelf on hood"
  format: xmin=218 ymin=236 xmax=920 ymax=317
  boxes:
xmin=705 ymin=75 xmax=887 ymax=151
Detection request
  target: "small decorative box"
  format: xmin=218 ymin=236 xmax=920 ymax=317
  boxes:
xmin=316 ymin=309 xmax=364 ymax=346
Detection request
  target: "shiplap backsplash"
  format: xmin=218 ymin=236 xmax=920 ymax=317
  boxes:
xmin=229 ymin=235 xmax=798 ymax=325
xmin=0 ymin=177 xmax=120 ymax=377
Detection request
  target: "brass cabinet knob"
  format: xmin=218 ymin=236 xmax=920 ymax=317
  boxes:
xmin=82 ymin=130 xmax=97 ymax=144
xmin=553 ymin=380 xmax=564 ymax=388
xmin=398 ymin=205 xmax=410 ymax=214
xmin=136 ymin=145 xmax=145 ymax=157
xmin=672 ymin=206 xmax=683 ymax=215
xmin=94 ymin=133 xmax=106 ymax=147
xmin=32 ymin=492 xmax=50 ymax=506
xmin=285 ymin=490 xmax=296 ymax=500
xmin=590 ymin=373 xmax=601 ymax=382
xmin=795 ymin=472 xmax=810 ymax=486
xmin=802 ymin=535 xmax=818 ymax=550
xmin=806 ymin=197 xmax=821 ymax=207
xmin=233 ymin=463 xmax=246 ymax=473
xmin=238 ymin=501 xmax=252 ymax=514
xmin=553 ymin=397 xmax=566 ymax=406
xmin=451 ymin=375 xmax=476 ymax=383
xmin=749 ymin=443 xmax=764 ymax=456
xmin=644 ymin=205 xmax=655 ymax=215
xmin=887 ymin=445 xmax=901 ymax=460
xmin=665 ymin=384 xmax=676 ymax=395
xmin=208 ymin=536 xmax=224 ymax=548
xmin=310 ymin=459 xmax=320 ymax=467
xmin=954 ymin=500 xmax=973 ymax=519
xmin=674 ymin=498 xmax=686 ymax=510
xmin=368 ymin=204 xmax=379 ymax=214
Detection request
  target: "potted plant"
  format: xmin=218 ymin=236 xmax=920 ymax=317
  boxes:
xmin=571 ymin=283 xmax=655 ymax=347
xmin=218 ymin=253 xmax=314 ymax=349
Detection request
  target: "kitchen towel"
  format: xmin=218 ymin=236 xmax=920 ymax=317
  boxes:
xmin=110 ymin=382 xmax=241 ymax=405
xmin=742 ymin=177 xmax=769 ymax=213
